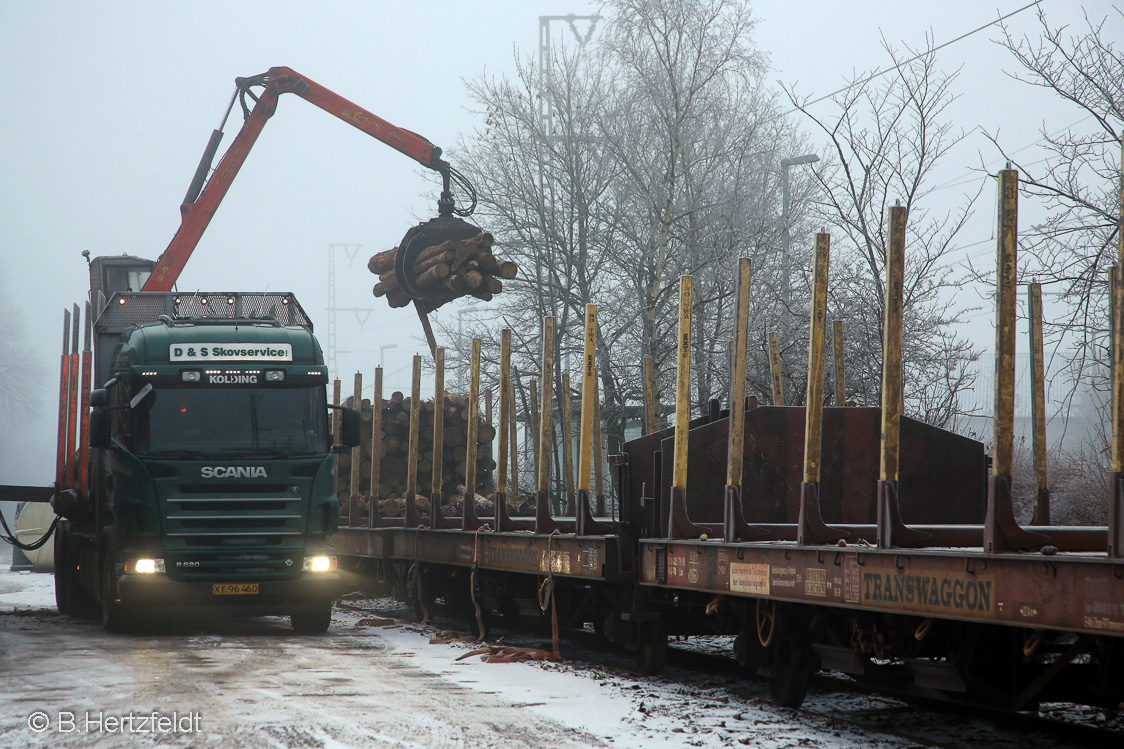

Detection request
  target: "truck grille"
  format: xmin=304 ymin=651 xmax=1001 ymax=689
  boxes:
xmin=163 ymin=495 xmax=306 ymax=579
xmin=172 ymin=551 xmax=297 ymax=576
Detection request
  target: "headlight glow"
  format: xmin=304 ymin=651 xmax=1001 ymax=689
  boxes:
xmin=132 ymin=558 xmax=165 ymax=574
xmin=304 ymin=555 xmax=335 ymax=573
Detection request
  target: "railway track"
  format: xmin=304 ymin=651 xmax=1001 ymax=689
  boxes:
xmin=802 ymin=678 xmax=1122 ymax=749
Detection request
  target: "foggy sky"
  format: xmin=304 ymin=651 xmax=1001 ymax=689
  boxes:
xmin=0 ymin=0 xmax=1110 ymax=485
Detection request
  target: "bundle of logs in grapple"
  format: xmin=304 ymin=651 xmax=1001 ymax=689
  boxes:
xmin=336 ymin=392 xmax=532 ymax=522
xmin=368 ymin=232 xmax=518 ymax=312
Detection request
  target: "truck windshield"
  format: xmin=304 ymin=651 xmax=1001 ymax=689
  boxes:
xmin=131 ymin=386 xmax=329 ymax=457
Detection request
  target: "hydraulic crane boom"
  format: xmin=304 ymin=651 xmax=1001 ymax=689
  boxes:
xmin=143 ymin=66 xmax=476 ymax=292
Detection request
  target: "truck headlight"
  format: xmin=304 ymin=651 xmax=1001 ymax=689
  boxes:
xmin=303 ymin=555 xmax=335 ymax=573
xmin=130 ymin=558 xmax=165 ymax=574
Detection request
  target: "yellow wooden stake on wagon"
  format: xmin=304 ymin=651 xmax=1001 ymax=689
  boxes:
xmin=497 ymin=330 xmax=511 ymax=497
xmin=509 ymin=382 xmax=521 ymax=504
xmin=529 ymin=379 xmax=540 ymax=482
xmin=535 ymin=317 xmax=567 ymax=533
xmin=673 ymin=277 xmax=692 ymax=493
xmin=483 ymin=385 xmax=494 ymax=488
xmin=723 ymin=258 xmax=767 ymax=542
xmin=349 ymin=372 xmax=363 ymax=523
xmin=577 ymin=304 xmax=611 ymax=535
xmin=667 ymin=276 xmax=708 ymax=539
xmin=993 ymin=173 xmax=1018 ymax=484
xmin=876 ymin=205 xmax=928 ymax=549
xmin=1111 ymin=265 xmax=1118 ymax=467
xmin=537 ymin=326 xmax=553 ymax=495
xmin=880 ymin=210 xmax=904 ymax=486
xmin=562 ymin=372 xmax=576 ymax=513
xmin=579 ymin=306 xmax=597 ymax=496
xmin=803 ymin=236 xmax=829 ymax=487
xmin=768 ymin=332 xmax=784 ymax=405
xmin=643 ymin=356 xmax=658 ymax=435
xmin=462 ymin=338 xmax=485 ymax=530
xmin=1114 ymin=133 xmax=1124 ymax=476
xmin=727 ymin=261 xmax=750 ymax=491
xmin=404 ymin=355 xmax=424 ymax=527
xmin=797 ymin=233 xmax=847 ymax=545
xmin=493 ymin=329 xmax=532 ymax=531
xmin=985 ymin=169 xmax=1048 ymax=552
xmin=1028 ymin=283 xmax=1050 ymax=526
xmin=1110 ymin=134 xmax=1124 ymax=558
xmin=430 ymin=350 xmax=447 ymax=528
xmin=368 ymin=366 xmax=384 ymax=528
xmin=593 ymin=389 xmax=605 ymax=516
xmin=832 ymin=320 xmax=846 ymax=406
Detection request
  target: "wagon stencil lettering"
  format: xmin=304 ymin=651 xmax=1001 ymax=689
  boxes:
xmin=861 ymin=571 xmax=995 ymax=616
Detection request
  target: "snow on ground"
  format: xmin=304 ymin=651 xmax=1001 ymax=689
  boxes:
xmin=0 ymin=558 xmax=56 ymax=615
xmin=331 ymin=600 xmax=915 ymax=749
xmin=0 ymin=553 xmax=904 ymax=749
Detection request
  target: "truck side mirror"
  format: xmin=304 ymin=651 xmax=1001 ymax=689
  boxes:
xmin=90 ymin=388 xmax=109 ymax=408
xmin=89 ymin=407 xmax=111 ymax=449
xmin=339 ymin=407 xmax=362 ymax=448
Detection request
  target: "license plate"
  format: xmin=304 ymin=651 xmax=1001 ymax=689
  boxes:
xmin=212 ymin=583 xmax=259 ymax=595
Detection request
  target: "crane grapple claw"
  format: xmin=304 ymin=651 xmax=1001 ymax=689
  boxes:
xmin=394 ymin=216 xmax=484 ymax=301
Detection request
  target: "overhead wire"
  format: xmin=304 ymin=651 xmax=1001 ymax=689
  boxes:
xmin=782 ymin=1 xmax=1044 ymax=116
xmin=929 ymin=114 xmax=1097 ymax=194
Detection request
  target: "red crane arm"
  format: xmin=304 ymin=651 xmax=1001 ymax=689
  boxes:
xmin=143 ymin=66 xmax=448 ymax=292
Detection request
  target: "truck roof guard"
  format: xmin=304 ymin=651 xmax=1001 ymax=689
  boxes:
xmin=95 ymin=292 xmax=312 ymax=333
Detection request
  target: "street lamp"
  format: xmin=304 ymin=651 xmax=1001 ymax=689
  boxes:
xmin=379 ymin=343 xmax=398 ymax=369
xmin=780 ymin=154 xmax=820 ymax=305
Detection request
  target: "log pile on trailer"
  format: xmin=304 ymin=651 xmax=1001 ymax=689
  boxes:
xmin=369 ymin=233 xmax=518 ymax=313
xmin=337 ymin=392 xmax=520 ymax=521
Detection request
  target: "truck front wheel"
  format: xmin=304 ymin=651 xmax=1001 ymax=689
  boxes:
xmin=290 ymin=604 xmax=332 ymax=634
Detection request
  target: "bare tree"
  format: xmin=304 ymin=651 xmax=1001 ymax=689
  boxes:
xmin=453 ymin=41 xmax=620 ymax=497
xmin=599 ymin=0 xmax=778 ymax=403
xmin=986 ymin=6 xmax=1123 ymax=440
xmin=786 ymin=41 xmax=982 ymax=427
xmin=455 ymin=0 xmax=801 ymax=486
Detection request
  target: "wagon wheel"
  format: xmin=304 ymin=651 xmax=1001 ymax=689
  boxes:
xmin=635 ymin=620 xmax=668 ymax=676
xmin=756 ymin=598 xmax=777 ymax=648
xmin=768 ymin=633 xmax=814 ymax=708
xmin=762 ymin=604 xmax=814 ymax=709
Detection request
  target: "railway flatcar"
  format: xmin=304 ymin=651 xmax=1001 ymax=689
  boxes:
xmin=337 ymin=170 xmax=1124 ymax=713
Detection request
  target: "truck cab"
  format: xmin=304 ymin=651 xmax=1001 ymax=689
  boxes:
xmin=56 ymin=257 xmax=360 ymax=632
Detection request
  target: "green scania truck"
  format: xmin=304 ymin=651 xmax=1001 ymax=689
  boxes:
xmin=51 ymin=255 xmax=360 ymax=632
